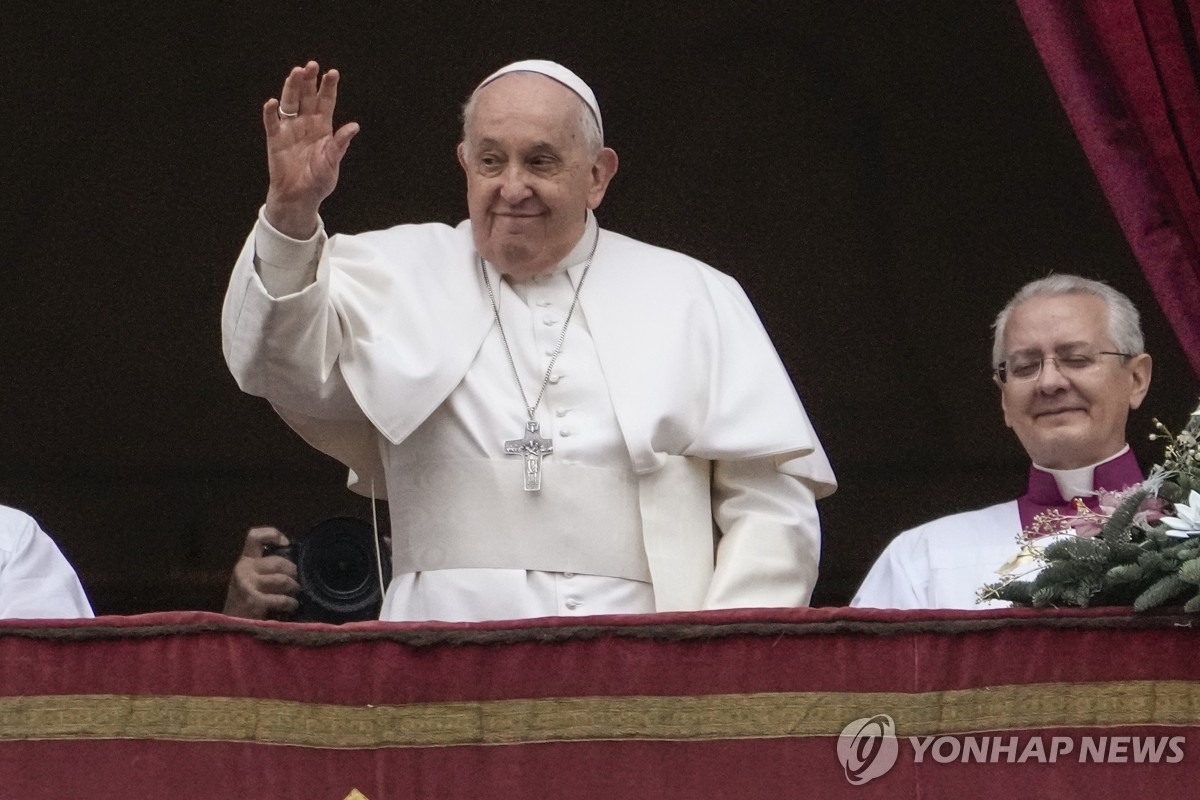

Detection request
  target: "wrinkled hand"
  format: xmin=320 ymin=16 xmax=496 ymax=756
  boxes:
xmin=223 ymin=526 xmax=301 ymax=619
xmin=263 ymin=61 xmax=360 ymax=239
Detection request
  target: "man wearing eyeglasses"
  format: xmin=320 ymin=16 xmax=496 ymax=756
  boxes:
xmin=852 ymin=274 xmax=1153 ymax=609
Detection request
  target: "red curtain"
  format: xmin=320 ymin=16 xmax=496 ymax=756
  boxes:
xmin=1018 ymin=0 xmax=1200 ymax=378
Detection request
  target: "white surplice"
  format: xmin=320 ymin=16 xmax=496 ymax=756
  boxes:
xmin=852 ymin=450 xmax=1138 ymax=610
xmin=0 ymin=505 xmax=93 ymax=619
xmin=851 ymin=501 xmax=1022 ymax=610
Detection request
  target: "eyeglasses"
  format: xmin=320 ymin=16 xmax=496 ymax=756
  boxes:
xmin=994 ymin=351 xmax=1131 ymax=384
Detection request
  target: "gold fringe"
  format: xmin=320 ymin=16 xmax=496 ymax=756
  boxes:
xmin=1 ymin=681 xmax=1197 ymax=749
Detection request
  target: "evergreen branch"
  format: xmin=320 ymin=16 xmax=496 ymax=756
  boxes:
xmin=1133 ymin=574 xmax=1190 ymax=612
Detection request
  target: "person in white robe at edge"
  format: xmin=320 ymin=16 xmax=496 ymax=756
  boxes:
xmin=0 ymin=504 xmax=92 ymax=618
xmin=221 ymin=59 xmax=837 ymax=622
xmin=852 ymin=275 xmax=1153 ymax=610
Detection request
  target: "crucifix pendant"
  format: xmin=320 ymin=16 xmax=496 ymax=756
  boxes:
xmin=504 ymin=420 xmax=554 ymax=491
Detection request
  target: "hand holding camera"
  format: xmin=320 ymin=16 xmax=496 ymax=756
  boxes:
xmin=223 ymin=526 xmax=301 ymax=619
xmin=224 ymin=517 xmax=390 ymax=623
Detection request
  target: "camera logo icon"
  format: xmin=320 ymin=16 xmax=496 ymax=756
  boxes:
xmin=836 ymin=714 xmax=899 ymax=785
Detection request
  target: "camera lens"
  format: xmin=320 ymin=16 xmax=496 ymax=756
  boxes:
xmin=310 ymin=535 xmax=372 ymax=596
xmin=292 ymin=516 xmax=390 ymax=622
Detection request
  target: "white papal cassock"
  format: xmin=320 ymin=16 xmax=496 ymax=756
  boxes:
xmin=223 ymin=210 xmax=835 ymax=621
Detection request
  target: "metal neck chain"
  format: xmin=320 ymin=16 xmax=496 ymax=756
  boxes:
xmin=480 ymin=229 xmax=600 ymax=422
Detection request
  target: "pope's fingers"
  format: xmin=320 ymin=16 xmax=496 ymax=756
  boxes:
xmin=315 ymin=68 xmax=342 ymax=117
xmin=297 ymin=61 xmax=321 ymax=114
xmin=263 ymin=98 xmax=283 ymax=135
xmin=278 ymin=61 xmax=317 ymax=118
xmin=329 ymin=121 xmax=361 ymax=159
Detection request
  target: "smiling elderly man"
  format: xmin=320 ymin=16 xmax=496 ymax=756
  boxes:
xmin=853 ymin=275 xmax=1153 ymax=609
xmin=222 ymin=60 xmax=835 ymax=622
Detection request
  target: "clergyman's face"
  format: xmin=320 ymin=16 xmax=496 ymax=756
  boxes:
xmin=457 ymin=72 xmax=617 ymax=279
xmin=997 ymin=293 xmax=1152 ymax=469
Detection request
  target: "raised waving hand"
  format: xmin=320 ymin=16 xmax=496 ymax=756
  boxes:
xmin=263 ymin=61 xmax=360 ymax=239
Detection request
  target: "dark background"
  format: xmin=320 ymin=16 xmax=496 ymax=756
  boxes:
xmin=3 ymin=1 xmax=1197 ymax=614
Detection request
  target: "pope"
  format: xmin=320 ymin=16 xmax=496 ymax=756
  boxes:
xmin=222 ymin=59 xmax=836 ymax=622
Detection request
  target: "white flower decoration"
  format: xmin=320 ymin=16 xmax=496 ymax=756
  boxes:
xmin=1160 ymin=490 xmax=1200 ymax=537
xmin=1143 ymin=464 xmax=1173 ymax=495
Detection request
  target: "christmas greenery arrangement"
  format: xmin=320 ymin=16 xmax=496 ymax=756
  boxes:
xmin=981 ymin=402 xmax=1200 ymax=612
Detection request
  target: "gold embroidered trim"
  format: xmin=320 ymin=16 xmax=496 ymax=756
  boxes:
xmin=1 ymin=681 xmax=1197 ymax=748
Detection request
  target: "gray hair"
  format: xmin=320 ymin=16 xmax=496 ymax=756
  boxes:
xmin=991 ymin=274 xmax=1145 ymax=366
xmin=459 ymin=78 xmax=604 ymax=160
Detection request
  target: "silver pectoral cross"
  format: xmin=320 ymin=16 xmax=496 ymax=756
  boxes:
xmin=504 ymin=420 xmax=554 ymax=492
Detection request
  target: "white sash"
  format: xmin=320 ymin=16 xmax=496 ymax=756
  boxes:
xmin=388 ymin=460 xmax=650 ymax=581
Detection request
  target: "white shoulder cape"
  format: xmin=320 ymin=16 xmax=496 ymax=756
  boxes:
xmin=224 ymin=218 xmax=836 ymax=500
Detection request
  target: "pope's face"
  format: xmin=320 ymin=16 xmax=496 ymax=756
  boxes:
xmin=997 ymin=293 xmax=1152 ymax=469
xmin=458 ymin=73 xmax=617 ymax=279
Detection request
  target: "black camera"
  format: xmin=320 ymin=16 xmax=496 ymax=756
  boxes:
xmin=268 ymin=516 xmax=391 ymax=623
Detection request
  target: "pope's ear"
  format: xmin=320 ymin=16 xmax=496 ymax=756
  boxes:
xmin=456 ymin=142 xmax=468 ymax=173
xmin=587 ymin=147 xmax=619 ymax=209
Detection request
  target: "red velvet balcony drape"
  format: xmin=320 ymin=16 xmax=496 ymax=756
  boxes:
xmin=1018 ymin=0 xmax=1200 ymax=378
xmin=3 ymin=609 xmax=1200 ymax=797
